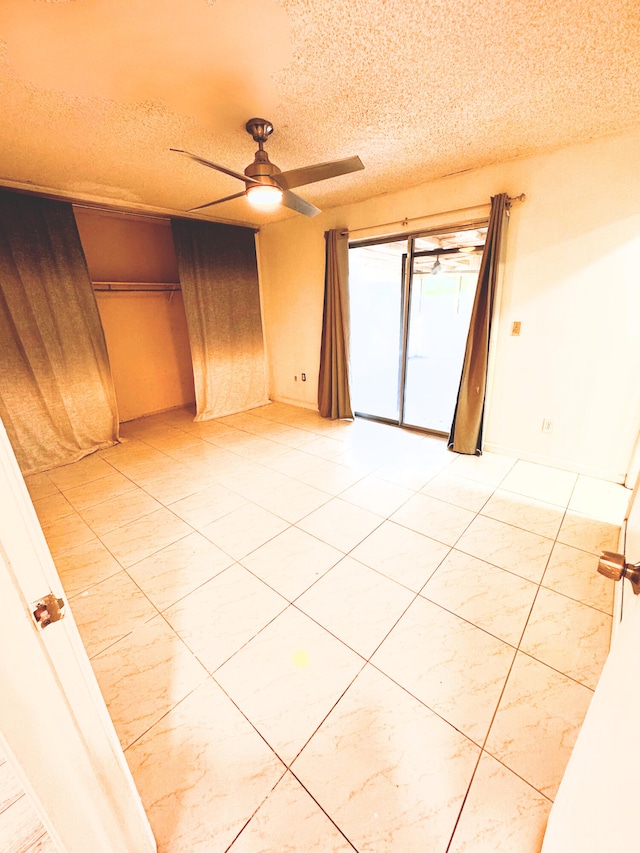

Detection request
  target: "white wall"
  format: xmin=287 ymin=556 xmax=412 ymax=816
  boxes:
xmin=258 ymin=127 xmax=640 ymax=482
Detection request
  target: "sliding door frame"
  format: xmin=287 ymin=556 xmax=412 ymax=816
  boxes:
xmin=397 ymin=240 xmax=414 ymax=427
xmin=349 ymin=218 xmax=488 ymax=437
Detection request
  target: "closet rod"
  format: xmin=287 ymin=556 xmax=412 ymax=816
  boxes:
xmin=340 ymin=193 xmax=525 ymax=237
xmin=92 ymin=282 xmax=181 ymax=292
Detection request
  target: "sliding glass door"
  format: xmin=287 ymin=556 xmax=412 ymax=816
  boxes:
xmin=349 ymin=225 xmax=486 ymax=434
xmin=403 ymin=236 xmax=483 ymax=431
xmin=349 ymin=239 xmax=406 ymax=421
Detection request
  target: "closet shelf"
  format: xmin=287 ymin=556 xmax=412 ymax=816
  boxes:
xmin=92 ymin=281 xmax=181 ymax=292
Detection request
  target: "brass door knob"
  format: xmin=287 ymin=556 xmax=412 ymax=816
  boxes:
xmin=598 ymin=551 xmax=640 ymax=595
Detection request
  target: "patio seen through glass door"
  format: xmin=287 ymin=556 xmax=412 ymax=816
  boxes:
xmin=349 ymin=225 xmax=487 ymax=434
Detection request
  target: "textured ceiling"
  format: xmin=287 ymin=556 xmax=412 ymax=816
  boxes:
xmin=0 ymin=0 xmax=639 ymax=227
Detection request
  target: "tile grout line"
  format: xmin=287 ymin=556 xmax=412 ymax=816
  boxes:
xmin=466 ymin=469 xmax=594 ymax=821
xmin=442 ymin=457 xmax=553 ymax=850
xmin=36 ymin=406 xmax=622 ymax=852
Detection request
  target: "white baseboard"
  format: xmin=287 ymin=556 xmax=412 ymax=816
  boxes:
xmin=269 ymin=395 xmax=318 ymax=411
xmin=483 ymin=441 xmax=627 ymax=485
xmin=119 ymin=401 xmax=195 ymax=424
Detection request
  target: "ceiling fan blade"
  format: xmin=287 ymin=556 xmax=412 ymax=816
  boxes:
xmin=188 ymin=191 xmax=246 ymax=212
xmin=170 ymin=148 xmax=259 ymax=186
xmin=281 ymin=190 xmax=321 ymax=217
xmin=276 ymin=156 xmax=364 ymax=191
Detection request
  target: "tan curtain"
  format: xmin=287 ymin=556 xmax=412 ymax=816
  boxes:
xmin=318 ymin=229 xmax=353 ymax=420
xmin=171 ymin=219 xmax=267 ymax=421
xmin=0 ymin=191 xmax=119 ymax=475
xmin=448 ymin=193 xmax=508 ymax=455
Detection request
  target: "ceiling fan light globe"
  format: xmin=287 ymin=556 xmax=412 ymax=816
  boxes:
xmin=246 ymin=184 xmax=283 ymax=207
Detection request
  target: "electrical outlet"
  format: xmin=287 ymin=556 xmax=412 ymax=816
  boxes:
xmin=542 ymin=418 xmax=555 ymax=433
xmin=511 ymin=321 xmax=521 ymax=336
xmin=301 ymin=373 xmax=306 ymax=381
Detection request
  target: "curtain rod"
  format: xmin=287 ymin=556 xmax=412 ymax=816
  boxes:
xmin=340 ymin=193 xmax=525 ymax=237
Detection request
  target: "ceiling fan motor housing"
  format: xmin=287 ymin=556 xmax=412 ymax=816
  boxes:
xmin=244 ymin=148 xmax=282 ymax=188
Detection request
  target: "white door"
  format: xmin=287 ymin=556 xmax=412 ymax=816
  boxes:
xmin=542 ymin=476 xmax=640 ymax=852
xmin=0 ymin=420 xmax=156 ymax=852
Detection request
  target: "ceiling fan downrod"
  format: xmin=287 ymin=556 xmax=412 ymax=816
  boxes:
xmin=243 ymin=119 xmax=282 ymax=188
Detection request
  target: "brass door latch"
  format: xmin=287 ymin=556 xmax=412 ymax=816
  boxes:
xmin=31 ymin=593 xmax=66 ymax=630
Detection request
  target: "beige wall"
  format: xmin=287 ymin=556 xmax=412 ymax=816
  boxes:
xmin=257 ymin=127 xmax=640 ymax=482
xmin=74 ymin=207 xmax=180 ymax=284
xmin=74 ymin=207 xmax=195 ymax=422
xmin=96 ymin=292 xmax=195 ymax=422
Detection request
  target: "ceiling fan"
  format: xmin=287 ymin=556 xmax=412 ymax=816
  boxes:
xmin=171 ymin=118 xmax=364 ymax=217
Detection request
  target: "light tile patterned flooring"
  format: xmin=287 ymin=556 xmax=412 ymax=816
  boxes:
xmin=24 ymin=403 xmax=630 ymax=853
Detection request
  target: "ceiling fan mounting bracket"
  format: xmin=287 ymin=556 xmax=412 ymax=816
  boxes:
xmin=245 ymin=118 xmax=274 ymax=145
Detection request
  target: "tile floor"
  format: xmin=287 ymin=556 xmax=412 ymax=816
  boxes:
xmin=25 ymin=403 xmax=631 ymax=853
